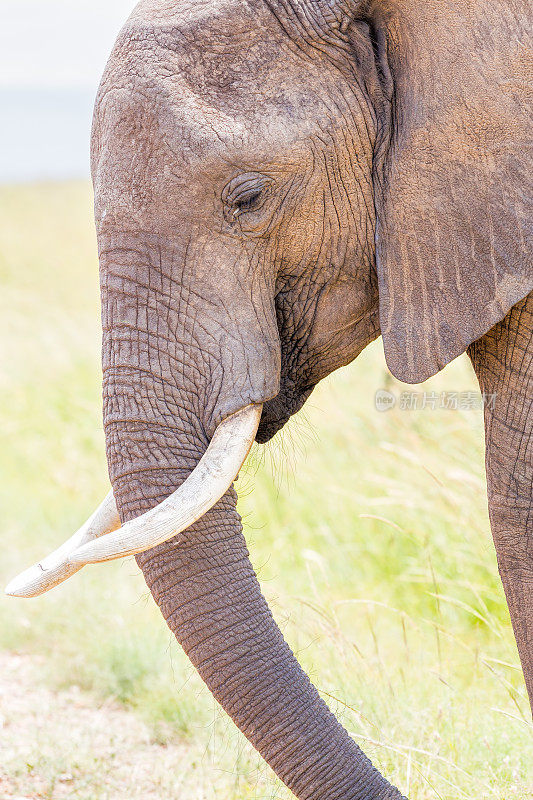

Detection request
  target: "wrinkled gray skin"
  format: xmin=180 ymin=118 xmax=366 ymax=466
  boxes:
xmin=91 ymin=1 xmax=532 ymax=797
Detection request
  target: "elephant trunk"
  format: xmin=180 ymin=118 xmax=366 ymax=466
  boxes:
xmin=133 ymin=476 xmax=402 ymax=800
xmin=100 ymin=240 xmax=405 ymax=799
xmin=469 ymin=291 xmax=533 ymax=712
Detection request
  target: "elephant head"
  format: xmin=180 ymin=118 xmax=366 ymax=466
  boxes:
xmin=7 ymin=1 xmax=532 ymax=798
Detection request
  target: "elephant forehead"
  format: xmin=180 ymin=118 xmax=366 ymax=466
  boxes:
xmin=130 ymin=0 xmax=256 ymax=27
xmin=107 ymin=0 xmax=330 ymax=113
xmin=129 ymin=0 xmax=277 ymax=53
xmin=94 ymin=0 xmax=345 ymax=169
xmin=121 ymin=0 xmax=279 ymax=72
xmin=95 ymin=82 xmax=245 ymax=155
xmin=93 ymin=79 xmax=314 ymax=179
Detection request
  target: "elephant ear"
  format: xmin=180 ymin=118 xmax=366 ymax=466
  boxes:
xmin=373 ymin=0 xmax=533 ymax=383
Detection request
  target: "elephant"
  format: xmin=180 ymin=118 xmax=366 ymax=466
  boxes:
xmin=6 ymin=0 xmax=532 ymax=798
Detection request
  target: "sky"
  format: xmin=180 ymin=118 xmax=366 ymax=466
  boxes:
xmin=0 ymin=0 xmax=138 ymax=181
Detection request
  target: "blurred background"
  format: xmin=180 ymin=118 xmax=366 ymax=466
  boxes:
xmin=0 ymin=2 xmax=531 ymax=799
xmin=0 ymin=0 xmax=135 ymax=182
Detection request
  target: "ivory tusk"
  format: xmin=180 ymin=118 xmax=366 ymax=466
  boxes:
xmin=5 ymin=404 xmax=261 ymax=598
xmin=70 ymin=404 xmax=262 ymax=564
xmin=5 ymin=491 xmax=120 ymax=598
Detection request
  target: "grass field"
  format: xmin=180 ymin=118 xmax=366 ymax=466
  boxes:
xmin=0 ymin=182 xmax=531 ymax=800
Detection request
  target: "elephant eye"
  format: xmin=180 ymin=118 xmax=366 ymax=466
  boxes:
xmin=233 ymin=189 xmax=263 ymax=217
xmin=222 ymin=173 xmax=273 ymax=223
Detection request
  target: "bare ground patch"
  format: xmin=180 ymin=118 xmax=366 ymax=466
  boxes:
xmin=0 ymin=651 xmax=199 ymax=800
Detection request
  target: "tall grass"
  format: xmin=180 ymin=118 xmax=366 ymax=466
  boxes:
xmin=1 ymin=182 xmax=531 ymax=799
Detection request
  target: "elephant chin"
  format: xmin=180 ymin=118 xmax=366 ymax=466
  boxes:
xmin=256 ymin=384 xmax=315 ymax=443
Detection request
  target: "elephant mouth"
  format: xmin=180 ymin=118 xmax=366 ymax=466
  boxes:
xmin=256 ymin=384 xmax=315 ymax=443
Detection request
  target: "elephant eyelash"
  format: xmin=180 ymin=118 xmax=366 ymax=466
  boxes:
xmin=222 ymin=173 xmax=273 ymax=222
xmin=232 ymin=189 xmax=263 ymax=217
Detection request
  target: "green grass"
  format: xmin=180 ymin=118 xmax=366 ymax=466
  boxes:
xmin=0 ymin=182 xmax=531 ymax=799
